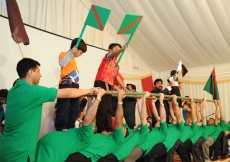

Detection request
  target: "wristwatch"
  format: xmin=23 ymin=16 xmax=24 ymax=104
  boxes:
xmin=160 ymin=103 xmax=164 ymax=107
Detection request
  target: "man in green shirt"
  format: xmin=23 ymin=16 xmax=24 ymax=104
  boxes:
xmin=98 ymin=92 xmax=151 ymax=162
xmin=65 ymin=90 xmax=126 ymax=162
xmin=143 ymin=95 xmax=184 ymax=162
xmin=123 ymin=93 xmax=167 ymax=162
xmin=206 ymin=101 xmax=226 ymax=161
xmin=35 ymin=88 xmax=106 ymax=162
xmin=201 ymin=100 xmax=225 ymax=161
xmin=176 ymin=97 xmax=198 ymax=162
xmin=0 ymin=58 xmax=97 ymax=162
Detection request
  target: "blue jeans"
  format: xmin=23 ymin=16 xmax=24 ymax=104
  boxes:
xmin=55 ymin=84 xmax=80 ymax=131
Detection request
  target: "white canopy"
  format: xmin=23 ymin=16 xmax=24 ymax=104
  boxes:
xmin=1 ymin=0 xmax=230 ymax=72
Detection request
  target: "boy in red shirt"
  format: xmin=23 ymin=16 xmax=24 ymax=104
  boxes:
xmin=94 ymin=43 xmax=127 ymax=133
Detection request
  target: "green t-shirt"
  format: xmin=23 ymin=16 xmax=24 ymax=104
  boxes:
xmin=222 ymin=122 xmax=230 ymax=131
xmin=35 ymin=123 xmax=94 ymax=162
xmin=203 ymin=125 xmax=216 ymax=140
xmin=162 ymin=122 xmax=184 ymax=152
xmin=139 ymin=121 xmax=168 ymax=156
xmin=113 ymin=124 xmax=148 ymax=161
xmin=211 ymin=120 xmax=226 ymax=141
xmin=0 ymin=80 xmax=57 ymax=162
xmin=190 ymin=125 xmax=206 ymax=144
xmin=80 ymin=128 xmax=125 ymax=162
xmin=180 ymin=122 xmax=197 ymax=143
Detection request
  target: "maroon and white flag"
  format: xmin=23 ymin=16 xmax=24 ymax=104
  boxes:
xmin=4 ymin=0 xmax=29 ymax=45
xmin=177 ymin=60 xmax=188 ymax=77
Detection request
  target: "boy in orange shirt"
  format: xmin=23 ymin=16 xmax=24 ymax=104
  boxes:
xmin=55 ymin=38 xmax=87 ymax=131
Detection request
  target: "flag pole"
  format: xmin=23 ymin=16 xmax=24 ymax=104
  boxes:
xmin=75 ymin=24 xmax=86 ymax=49
xmin=17 ymin=44 xmax=24 ymax=58
xmin=117 ymin=34 xmax=134 ymax=63
xmin=87 ymin=91 xmax=214 ymax=102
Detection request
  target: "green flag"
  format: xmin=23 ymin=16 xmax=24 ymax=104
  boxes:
xmin=85 ymin=5 xmax=111 ymax=31
xmin=75 ymin=5 xmax=111 ymax=48
xmin=203 ymin=68 xmax=220 ymax=100
xmin=117 ymin=14 xmax=143 ymax=34
xmin=117 ymin=14 xmax=143 ymax=62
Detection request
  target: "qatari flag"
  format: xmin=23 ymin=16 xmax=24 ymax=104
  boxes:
xmin=177 ymin=60 xmax=188 ymax=77
xmin=5 ymin=0 xmax=29 ymax=45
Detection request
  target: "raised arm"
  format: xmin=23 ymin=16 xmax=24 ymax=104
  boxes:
xmin=152 ymin=97 xmax=160 ymax=127
xmin=87 ymin=96 xmax=94 ymax=109
xmin=173 ymin=95 xmax=183 ymax=123
xmin=139 ymin=92 xmax=150 ymax=126
xmin=190 ymin=98 xmax=197 ymax=123
xmin=114 ymin=90 xmax=126 ymax=130
xmin=201 ymin=99 xmax=207 ymax=125
xmin=83 ymin=88 xmax=105 ymax=126
xmin=214 ymin=100 xmax=219 ymax=125
xmin=169 ymin=99 xmax=177 ymax=124
xmin=217 ymin=100 xmax=224 ymax=121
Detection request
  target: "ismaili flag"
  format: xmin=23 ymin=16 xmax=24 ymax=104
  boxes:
xmin=117 ymin=14 xmax=143 ymax=35
xmin=117 ymin=13 xmax=143 ymax=62
xmin=203 ymin=68 xmax=220 ymax=100
xmin=177 ymin=60 xmax=188 ymax=77
xmin=75 ymin=5 xmax=111 ymax=48
xmin=5 ymin=0 xmax=29 ymax=45
xmin=84 ymin=5 xmax=111 ymax=31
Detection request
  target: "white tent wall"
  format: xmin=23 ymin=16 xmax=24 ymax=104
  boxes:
xmin=152 ymin=63 xmax=230 ymax=122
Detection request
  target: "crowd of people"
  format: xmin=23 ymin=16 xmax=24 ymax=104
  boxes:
xmin=0 ymin=38 xmax=229 ymax=162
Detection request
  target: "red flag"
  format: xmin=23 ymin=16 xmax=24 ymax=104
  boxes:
xmin=5 ymin=0 xmax=29 ymax=45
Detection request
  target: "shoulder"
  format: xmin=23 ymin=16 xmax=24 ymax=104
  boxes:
xmin=59 ymin=52 xmax=67 ymax=59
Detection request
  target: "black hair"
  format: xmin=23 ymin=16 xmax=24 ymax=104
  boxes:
xmin=147 ymin=121 xmax=152 ymax=132
xmin=70 ymin=38 xmax=87 ymax=53
xmin=154 ymin=79 xmax=163 ymax=86
xmin=108 ymin=43 xmax=122 ymax=50
xmin=170 ymin=70 xmax=178 ymax=76
xmin=127 ymin=84 xmax=136 ymax=91
xmin=209 ymin=118 xmax=215 ymax=121
xmin=147 ymin=116 xmax=152 ymax=120
xmin=0 ymin=89 xmax=8 ymax=99
xmin=16 ymin=58 xmax=40 ymax=78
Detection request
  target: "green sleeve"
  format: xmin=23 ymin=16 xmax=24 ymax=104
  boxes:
xmin=192 ymin=122 xmax=198 ymax=132
xmin=220 ymin=120 xmax=226 ymax=130
xmin=177 ymin=122 xmax=184 ymax=132
xmin=31 ymin=85 xmax=58 ymax=106
xmin=160 ymin=121 xmax=168 ymax=138
xmin=77 ymin=123 xmax=94 ymax=142
xmin=113 ymin=128 xmax=125 ymax=145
